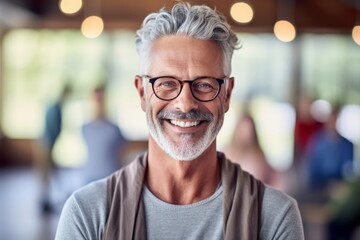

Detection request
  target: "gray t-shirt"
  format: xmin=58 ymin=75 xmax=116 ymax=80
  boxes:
xmin=55 ymin=179 xmax=304 ymax=240
xmin=143 ymin=184 xmax=223 ymax=240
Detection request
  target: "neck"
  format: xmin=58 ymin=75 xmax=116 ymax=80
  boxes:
xmin=146 ymin=137 xmax=220 ymax=205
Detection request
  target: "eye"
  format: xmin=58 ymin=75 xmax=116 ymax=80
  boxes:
xmin=192 ymin=78 xmax=217 ymax=93
xmin=156 ymin=78 xmax=179 ymax=90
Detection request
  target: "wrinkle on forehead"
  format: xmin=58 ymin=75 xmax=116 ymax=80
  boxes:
xmin=147 ymin=36 xmax=224 ymax=78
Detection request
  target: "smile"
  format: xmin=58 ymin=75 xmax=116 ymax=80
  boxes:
xmin=170 ymin=120 xmax=200 ymax=128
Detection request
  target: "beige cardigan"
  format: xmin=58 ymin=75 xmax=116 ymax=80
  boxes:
xmin=103 ymin=152 xmax=264 ymax=240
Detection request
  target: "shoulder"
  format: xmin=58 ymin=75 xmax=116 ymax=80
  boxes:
xmin=56 ymin=154 xmax=147 ymax=240
xmin=72 ymin=178 xmax=108 ymax=206
xmin=340 ymin=135 xmax=353 ymax=146
xmin=69 ymin=178 xmax=108 ymax=215
xmin=55 ymin=179 xmax=108 ymax=240
xmin=262 ymin=185 xmax=297 ymax=208
xmin=68 ymin=179 xmax=108 ymax=225
xmin=260 ymin=185 xmax=304 ymax=240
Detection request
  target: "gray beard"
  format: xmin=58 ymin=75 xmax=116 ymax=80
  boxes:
xmin=146 ymin=109 xmax=223 ymax=161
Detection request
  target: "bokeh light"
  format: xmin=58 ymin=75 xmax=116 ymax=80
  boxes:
xmin=59 ymin=0 xmax=82 ymax=15
xmin=274 ymin=20 xmax=296 ymax=42
xmin=352 ymin=25 xmax=360 ymax=45
xmin=230 ymin=2 xmax=254 ymax=24
xmin=81 ymin=16 xmax=104 ymax=39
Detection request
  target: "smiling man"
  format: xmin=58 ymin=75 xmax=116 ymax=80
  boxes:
xmin=55 ymin=2 xmax=304 ymax=240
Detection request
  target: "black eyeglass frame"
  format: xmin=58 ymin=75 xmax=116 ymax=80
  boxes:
xmin=143 ymin=75 xmax=227 ymax=102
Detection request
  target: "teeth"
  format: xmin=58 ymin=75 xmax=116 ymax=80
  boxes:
xmin=170 ymin=120 xmax=200 ymax=128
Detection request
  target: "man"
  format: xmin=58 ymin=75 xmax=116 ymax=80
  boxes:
xmin=81 ymin=84 xmax=127 ymax=184
xmin=39 ymin=85 xmax=71 ymax=213
xmin=306 ymin=106 xmax=354 ymax=195
xmin=55 ymin=3 xmax=304 ymax=239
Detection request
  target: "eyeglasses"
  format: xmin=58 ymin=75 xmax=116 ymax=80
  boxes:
xmin=143 ymin=76 xmax=227 ymax=102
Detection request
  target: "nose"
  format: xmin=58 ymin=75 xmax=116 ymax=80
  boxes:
xmin=173 ymin=82 xmax=198 ymax=113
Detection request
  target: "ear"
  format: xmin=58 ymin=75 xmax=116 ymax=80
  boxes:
xmin=224 ymin=77 xmax=234 ymax=112
xmin=134 ymin=75 xmax=146 ymax=112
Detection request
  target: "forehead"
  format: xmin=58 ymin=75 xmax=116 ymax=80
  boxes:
xmin=147 ymin=36 xmax=224 ymax=77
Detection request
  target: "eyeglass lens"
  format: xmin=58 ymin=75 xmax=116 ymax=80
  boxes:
xmin=152 ymin=77 xmax=221 ymax=101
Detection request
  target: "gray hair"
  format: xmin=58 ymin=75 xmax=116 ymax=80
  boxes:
xmin=135 ymin=2 xmax=239 ymax=76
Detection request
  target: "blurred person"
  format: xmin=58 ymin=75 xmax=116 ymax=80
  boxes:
xmin=80 ymin=84 xmax=127 ymax=184
xmin=224 ymin=112 xmax=283 ymax=189
xmin=38 ymin=85 xmax=71 ymax=213
xmin=290 ymin=95 xmax=324 ymax=198
xmin=56 ymin=3 xmax=304 ymax=239
xmin=294 ymin=95 xmax=323 ymax=163
xmin=305 ymin=106 xmax=354 ymax=201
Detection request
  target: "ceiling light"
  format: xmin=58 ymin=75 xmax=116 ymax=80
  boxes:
xmin=230 ymin=2 xmax=254 ymax=24
xmin=353 ymin=0 xmax=360 ymax=45
xmin=274 ymin=20 xmax=296 ymax=42
xmin=353 ymin=26 xmax=360 ymax=45
xmin=81 ymin=16 xmax=104 ymax=39
xmin=59 ymin=0 xmax=82 ymax=15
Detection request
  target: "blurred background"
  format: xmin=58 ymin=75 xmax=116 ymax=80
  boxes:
xmin=0 ymin=0 xmax=360 ymax=239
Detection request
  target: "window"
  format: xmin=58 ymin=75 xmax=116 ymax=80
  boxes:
xmin=2 ymin=30 xmax=359 ymax=170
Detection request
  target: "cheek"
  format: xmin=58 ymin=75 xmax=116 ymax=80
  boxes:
xmin=209 ymin=101 xmax=225 ymax=125
xmin=145 ymin=95 xmax=167 ymax=117
xmin=217 ymin=94 xmax=228 ymax=113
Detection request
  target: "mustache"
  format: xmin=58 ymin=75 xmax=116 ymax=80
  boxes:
xmin=158 ymin=110 xmax=213 ymax=122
